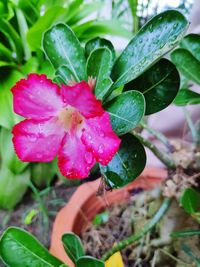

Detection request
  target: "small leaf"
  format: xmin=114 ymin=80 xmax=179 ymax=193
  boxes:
xmin=0 ymin=227 xmax=63 ymax=267
xmin=171 ymin=48 xmax=200 ymax=85
xmin=62 ymin=233 xmax=84 ymax=264
xmin=181 ymin=188 xmax=200 ymax=215
xmin=93 ymin=211 xmax=109 ymax=225
xmin=101 ymin=134 xmax=146 ymax=188
xmin=24 ymin=209 xmax=39 ymax=225
xmin=76 ymin=256 xmax=105 ymax=267
xmin=180 ymin=33 xmax=200 ymax=61
xmin=85 ymin=37 xmax=116 ymax=63
xmin=87 ymin=48 xmax=113 ymax=100
xmin=55 ymin=65 xmax=76 ymax=84
xmin=124 ymin=58 xmax=180 ymax=114
xmin=174 ymin=88 xmax=200 ymax=106
xmin=105 ymin=252 xmax=124 ymax=267
xmin=111 ymin=10 xmax=188 ymax=88
xmin=104 ymin=91 xmax=145 ymax=135
xmin=43 ymin=23 xmax=86 ymax=81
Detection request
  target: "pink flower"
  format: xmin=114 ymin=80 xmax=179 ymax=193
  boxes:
xmin=12 ymin=74 xmax=120 ymax=179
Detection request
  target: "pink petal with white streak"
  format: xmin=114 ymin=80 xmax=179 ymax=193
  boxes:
xmin=58 ymin=133 xmax=96 ymax=179
xmin=61 ymin=81 xmax=104 ymax=118
xmin=81 ymin=112 xmax=121 ymax=165
xmin=13 ymin=118 xmax=65 ymax=162
xmin=12 ymin=74 xmax=64 ymax=119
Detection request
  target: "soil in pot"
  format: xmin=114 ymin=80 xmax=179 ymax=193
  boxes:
xmin=81 ymin=186 xmax=200 ymax=267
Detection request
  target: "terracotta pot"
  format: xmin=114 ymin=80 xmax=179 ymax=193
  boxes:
xmin=50 ymin=167 xmax=167 ymax=266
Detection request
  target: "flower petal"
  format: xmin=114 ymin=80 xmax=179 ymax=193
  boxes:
xmin=81 ymin=112 xmax=121 ymax=165
xmin=58 ymin=134 xmax=96 ymax=179
xmin=61 ymin=81 xmax=104 ymax=118
xmin=13 ymin=118 xmax=65 ymax=162
xmin=12 ymin=74 xmax=64 ymax=119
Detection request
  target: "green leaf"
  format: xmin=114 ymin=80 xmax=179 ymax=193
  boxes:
xmin=124 ymin=58 xmax=180 ymax=114
xmin=93 ymin=211 xmax=109 ymax=225
xmin=87 ymin=48 xmax=113 ymax=100
xmin=180 ymin=34 xmax=200 ymax=61
xmin=27 ymin=6 xmax=70 ymax=50
xmin=73 ymin=19 xmax=132 ymax=41
xmin=62 ymin=233 xmax=85 ymax=264
xmin=104 ymin=91 xmax=145 ymax=135
xmin=174 ymin=88 xmax=200 ymax=106
xmin=55 ymin=65 xmax=76 ymax=85
xmin=171 ymin=48 xmax=200 ymax=85
xmin=0 ymin=168 xmax=30 ymax=210
xmin=85 ymin=37 xmax=116 ymax=63
xmin=43 ymin=23 xmax=86 ymax=81
xmin=181 ymin=188 xmax=200 ymax=215
xmin=171 ymin=229 xmax=200 ymax=238
xmin=0 ymin=227 xmax=63 ymax=266
xmin=0 ymin=18 xmax=23 ymax=62
xmin=76 ymin=256 xmax=105 ymax=267
xmin=0 ymin=128 xmax=28 ymax=174
xmin=111 ymin=10 xmax=188 ymax=88
xmin=101 ymin=134 xmax=146 ymax=188
xmin=181 ymin=244 xmax=200 ymax=266
xmin=0 ymin=70 xmax=23 ymax=129
xmin=31 ymin=161 xmax=57 ymax=188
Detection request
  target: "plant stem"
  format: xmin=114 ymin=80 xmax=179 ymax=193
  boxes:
xmin=15 ymin=8 xmax=31 ymax=61
xmin=183 ymin=107 xmax=198 ymax=145
xmin=128 ymin=0 xmax=139 ymax=33
xmin=132 ymin=131 xmax=176 ymax=169
xmin=101 ymin=198 xmax=172 ymax=261
xmin=140 ymin=122 xmax=173 ymax=152
xmin=29 ymin=181 xmax=49 ymax=228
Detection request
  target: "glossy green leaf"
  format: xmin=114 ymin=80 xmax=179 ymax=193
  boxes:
xmin=85 ymin=37 xmax=116 ymax=63
xmin=181 ymin=188 xmax=200 ymax=215
xmin=104 ymin=91 xmax=145 ymax=135
xmin=55 ymin=65 xmax=76 ymax=85
xmin=180 ymin=34 xmax=200 ymax=61
xmin=171 ymin=48 xmax=200 ymax=85
xmin=0 ymin=227 xmax=63 ymax=266
xmin=111 ymin=10 xmax=188 ymax=88
xmin=174 ymin=88 xmax=200 ymax=106
xmin=124 ymin=58 xmax=180 ymax=114
xmin=0 ymin=168 xmax=30 ymax=210
xmin=0 ymin=128 xmax=28 ymax=174
xmin=87 ymin=48 xmax=113 ymax=100
xmin=76 ymin=256 xmax=105 ymax=267
xmin=101 ymin=134 xmax=146 ymax=188
xmin=171 ymin=229 xmax=200 ymax=238
xmin=0 ymin=70 xmax=23 ymax=129
xmin=43 ymin=23 xmax=86 ymax=81
xmin=62 ymin=233 xmax=84 ymax=264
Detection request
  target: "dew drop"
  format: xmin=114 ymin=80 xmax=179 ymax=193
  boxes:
xmin=85 ymin=152 xmax=93 ymax=164
xmin=98 ymin=144 xmax=105 ymax=154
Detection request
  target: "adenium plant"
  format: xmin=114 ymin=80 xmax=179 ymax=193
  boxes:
xmin=10 ymin=10 xmax=188 ymax=186
xmin=2 ymin=8 xmax=200 ymax=267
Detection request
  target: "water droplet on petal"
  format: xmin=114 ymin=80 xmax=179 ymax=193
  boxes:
xmin=85 ymin=152 xmax=93 ymax=164
xmin=98 ymin=144 xmax=105 ymax=154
